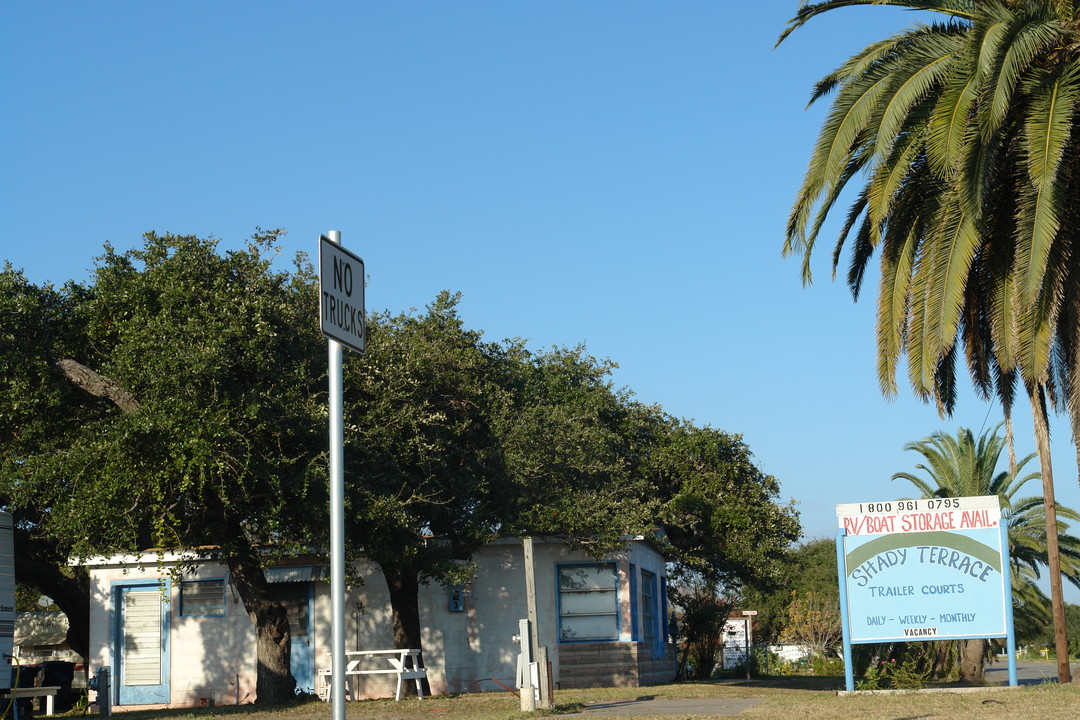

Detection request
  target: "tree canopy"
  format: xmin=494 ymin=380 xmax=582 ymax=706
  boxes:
xmin=3 ymin=232 xmax=327 ymax=703
xmin=2 ymin=231 xmax=801 ymax=702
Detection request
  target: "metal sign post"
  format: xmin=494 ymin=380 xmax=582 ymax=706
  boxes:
xmin=741 ymin=610 xmax=756 ymax=680
xmin=318 ymin=231 xmax=365 ymax=720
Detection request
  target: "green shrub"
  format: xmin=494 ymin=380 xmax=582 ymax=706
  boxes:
xmin=753 ymin=648 xmax=796 ymax=676
xmin=891 ymin=653 xmax=931 ymax=689
xmin=856 ymin=661 xmax=887 ymax=690
xmin=856 ymin=653 xmax=931 ymax=690
xmin=809 ymin=653 xmax=845 ymax=676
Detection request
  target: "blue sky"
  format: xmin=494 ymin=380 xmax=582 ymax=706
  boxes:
xmin=4 ymin=1 xmax=1080 ymax=591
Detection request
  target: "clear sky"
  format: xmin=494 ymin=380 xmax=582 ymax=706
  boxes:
xmin=4 ymin=1 xmax=1080 ymax=593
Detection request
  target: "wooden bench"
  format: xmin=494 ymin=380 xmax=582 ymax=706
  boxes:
xmin=2 ymin=686 xmax=60 ymax=716
xmin=318 ymin=649 xmax=426 ymax=702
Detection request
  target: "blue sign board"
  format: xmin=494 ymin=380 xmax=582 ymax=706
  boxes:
xmin=835 ymin=496 xmax=1018 ymax=691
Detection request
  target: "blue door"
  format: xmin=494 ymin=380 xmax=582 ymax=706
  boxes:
xmin=271 ymin=582 xmax=314 ymax=694
xmin=115 ymin=583 xmax=170 ymax=705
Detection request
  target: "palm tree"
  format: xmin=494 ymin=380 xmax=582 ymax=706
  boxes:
xmin=778 ymin=0 xmax=1080 ymax=680
xmin=893 ymin=424 xmax=1080 ymax=680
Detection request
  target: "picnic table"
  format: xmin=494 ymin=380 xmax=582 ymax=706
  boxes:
xmin=1 ymin=686 xmax=60 ymax=716
xmin=318 ymin=649 xmax=427 ymax=702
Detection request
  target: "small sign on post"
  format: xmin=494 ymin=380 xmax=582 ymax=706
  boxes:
xmin=319 ymin=235 xmax=366 ymax=353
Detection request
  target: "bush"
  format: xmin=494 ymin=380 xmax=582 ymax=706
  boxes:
xmin=759 ymin=648 xmax=797 ymax=676
xmin=856 ymin=653 xmax=931 ymax=690
xmin=809 ymin=654 xmax=845 ymax=676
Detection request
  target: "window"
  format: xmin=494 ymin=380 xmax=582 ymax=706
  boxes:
xmin=641 ymin=570 xmax=656 ymax=644
xmin=558 ymin=564 xmax=618 ymax=641
xmin=179 ymin=580 xmax=225 ymax=617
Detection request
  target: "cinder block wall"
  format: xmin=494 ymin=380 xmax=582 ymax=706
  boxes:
xmin=557 ymin=641 xmax=676 ymax=688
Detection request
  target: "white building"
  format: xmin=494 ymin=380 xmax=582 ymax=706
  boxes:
xmin=81 ymin=536 xmax=675 ymax=708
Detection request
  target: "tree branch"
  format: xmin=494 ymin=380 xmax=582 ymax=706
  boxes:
xmin=56 ymin=359 xmax=140 ymax=414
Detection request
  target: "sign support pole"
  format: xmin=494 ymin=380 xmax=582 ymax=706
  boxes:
xmin=327 ymin=230 xmax=347 ymax=720
xmin=835 ymin=528 xmax=855 ymax=693
xmin=744 ymin=618 xmax=750 ymax=680
xmin=999 ymin=518 xmax=1018 ymax=687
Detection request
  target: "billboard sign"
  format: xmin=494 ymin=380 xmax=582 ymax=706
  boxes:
xmin=836 ymin=495 xmax=1008 ymax=643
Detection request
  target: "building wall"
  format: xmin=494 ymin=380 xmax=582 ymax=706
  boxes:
xmin=311 ymin=538 xmax=572 ymax=698
xmin=86 ymin=557 xmax=258 ymax=708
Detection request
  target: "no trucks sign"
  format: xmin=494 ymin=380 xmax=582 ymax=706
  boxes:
xmin=835 ymin=495 xmax=1010 ymax=644
xmin=319 ymin=234 xmax=366 ymax=354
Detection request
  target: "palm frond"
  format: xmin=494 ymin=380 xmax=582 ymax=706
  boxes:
xmin=1014 ymin=64 xmax=1080 ymax=306
xmin=874 ymin=27 xmax=964 ymax=157
xmin=975 ymin=6 xmax=1061 ymax=141
xmin=877 ymin=225 xmax=921 ymax=397
xmin=776 ymin=0 xmax=976 ymax=48
xmin=927 ymin=64 xmax=979 ymax=177
xmin=923 ymin=196 xmax=980 ymax=369
xmin=847 ymin=212 xmax=877 ymax=299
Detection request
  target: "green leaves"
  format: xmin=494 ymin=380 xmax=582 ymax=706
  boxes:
xmin=4 ymin=231 xmax=326 ymax=560
xmin=893 ymin=424 xmax=1080 ymax=610
xmin=5 ymin=235 xmax=802 ymax=617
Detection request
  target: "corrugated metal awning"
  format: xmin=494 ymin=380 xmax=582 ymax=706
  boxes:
xmin=264 ymin=566 xmax=329 ymax=583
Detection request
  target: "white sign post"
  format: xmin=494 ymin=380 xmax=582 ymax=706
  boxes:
xmin=318 ymin=231 xmax=364 ymax=720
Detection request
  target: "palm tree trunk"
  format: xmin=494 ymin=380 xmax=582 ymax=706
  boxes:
xmin=958 ymin=638 xmax=985 ymax=684
xmin=1028 ymin=382 xmax=1071 ymax=683
xmin=1005 ymin=410 xmax=1017 ymax=480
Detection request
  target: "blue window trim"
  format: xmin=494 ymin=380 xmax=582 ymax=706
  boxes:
xmin=556 ymin=562 xmax=620 ymax=643
xmin=628 ymin=564 xmax=639 ymax=641
xmin=640 ymin=569 xmax=664 ymax=658
xmin=179 ymin=577 xmax=228 ymax=618
xmin=660 ymin=574 xmax=670 ymax=645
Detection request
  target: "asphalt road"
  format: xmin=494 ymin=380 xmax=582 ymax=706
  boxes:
xmin=984 ymin=660 xmax=1079 ymax=685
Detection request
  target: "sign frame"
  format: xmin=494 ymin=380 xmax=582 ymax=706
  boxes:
xmin=834 ymin=495 xmax=1017 ymax=691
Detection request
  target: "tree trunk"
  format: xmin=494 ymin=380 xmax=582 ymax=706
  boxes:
xmin=928 ymin=641 xmax=955 ymax=679
xmin=1028 ymin=382 xmax=1071 ymax=683
xmin=1005 ymin=411 xmax=1017 ymax=480
xmin=382 ymin=564 xmax=429 ymax=696
xmin=226 ymin=543 xmax=296 ymax=705
xmin=957 ymin=638 xmax=985 ymax=684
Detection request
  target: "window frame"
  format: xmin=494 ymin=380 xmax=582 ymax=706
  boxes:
xmin=179 ymin=579 xmax=227 ymax=618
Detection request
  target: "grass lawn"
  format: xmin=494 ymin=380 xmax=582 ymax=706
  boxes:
xmin=78 ymin=676 xmax=1080 ymax=720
